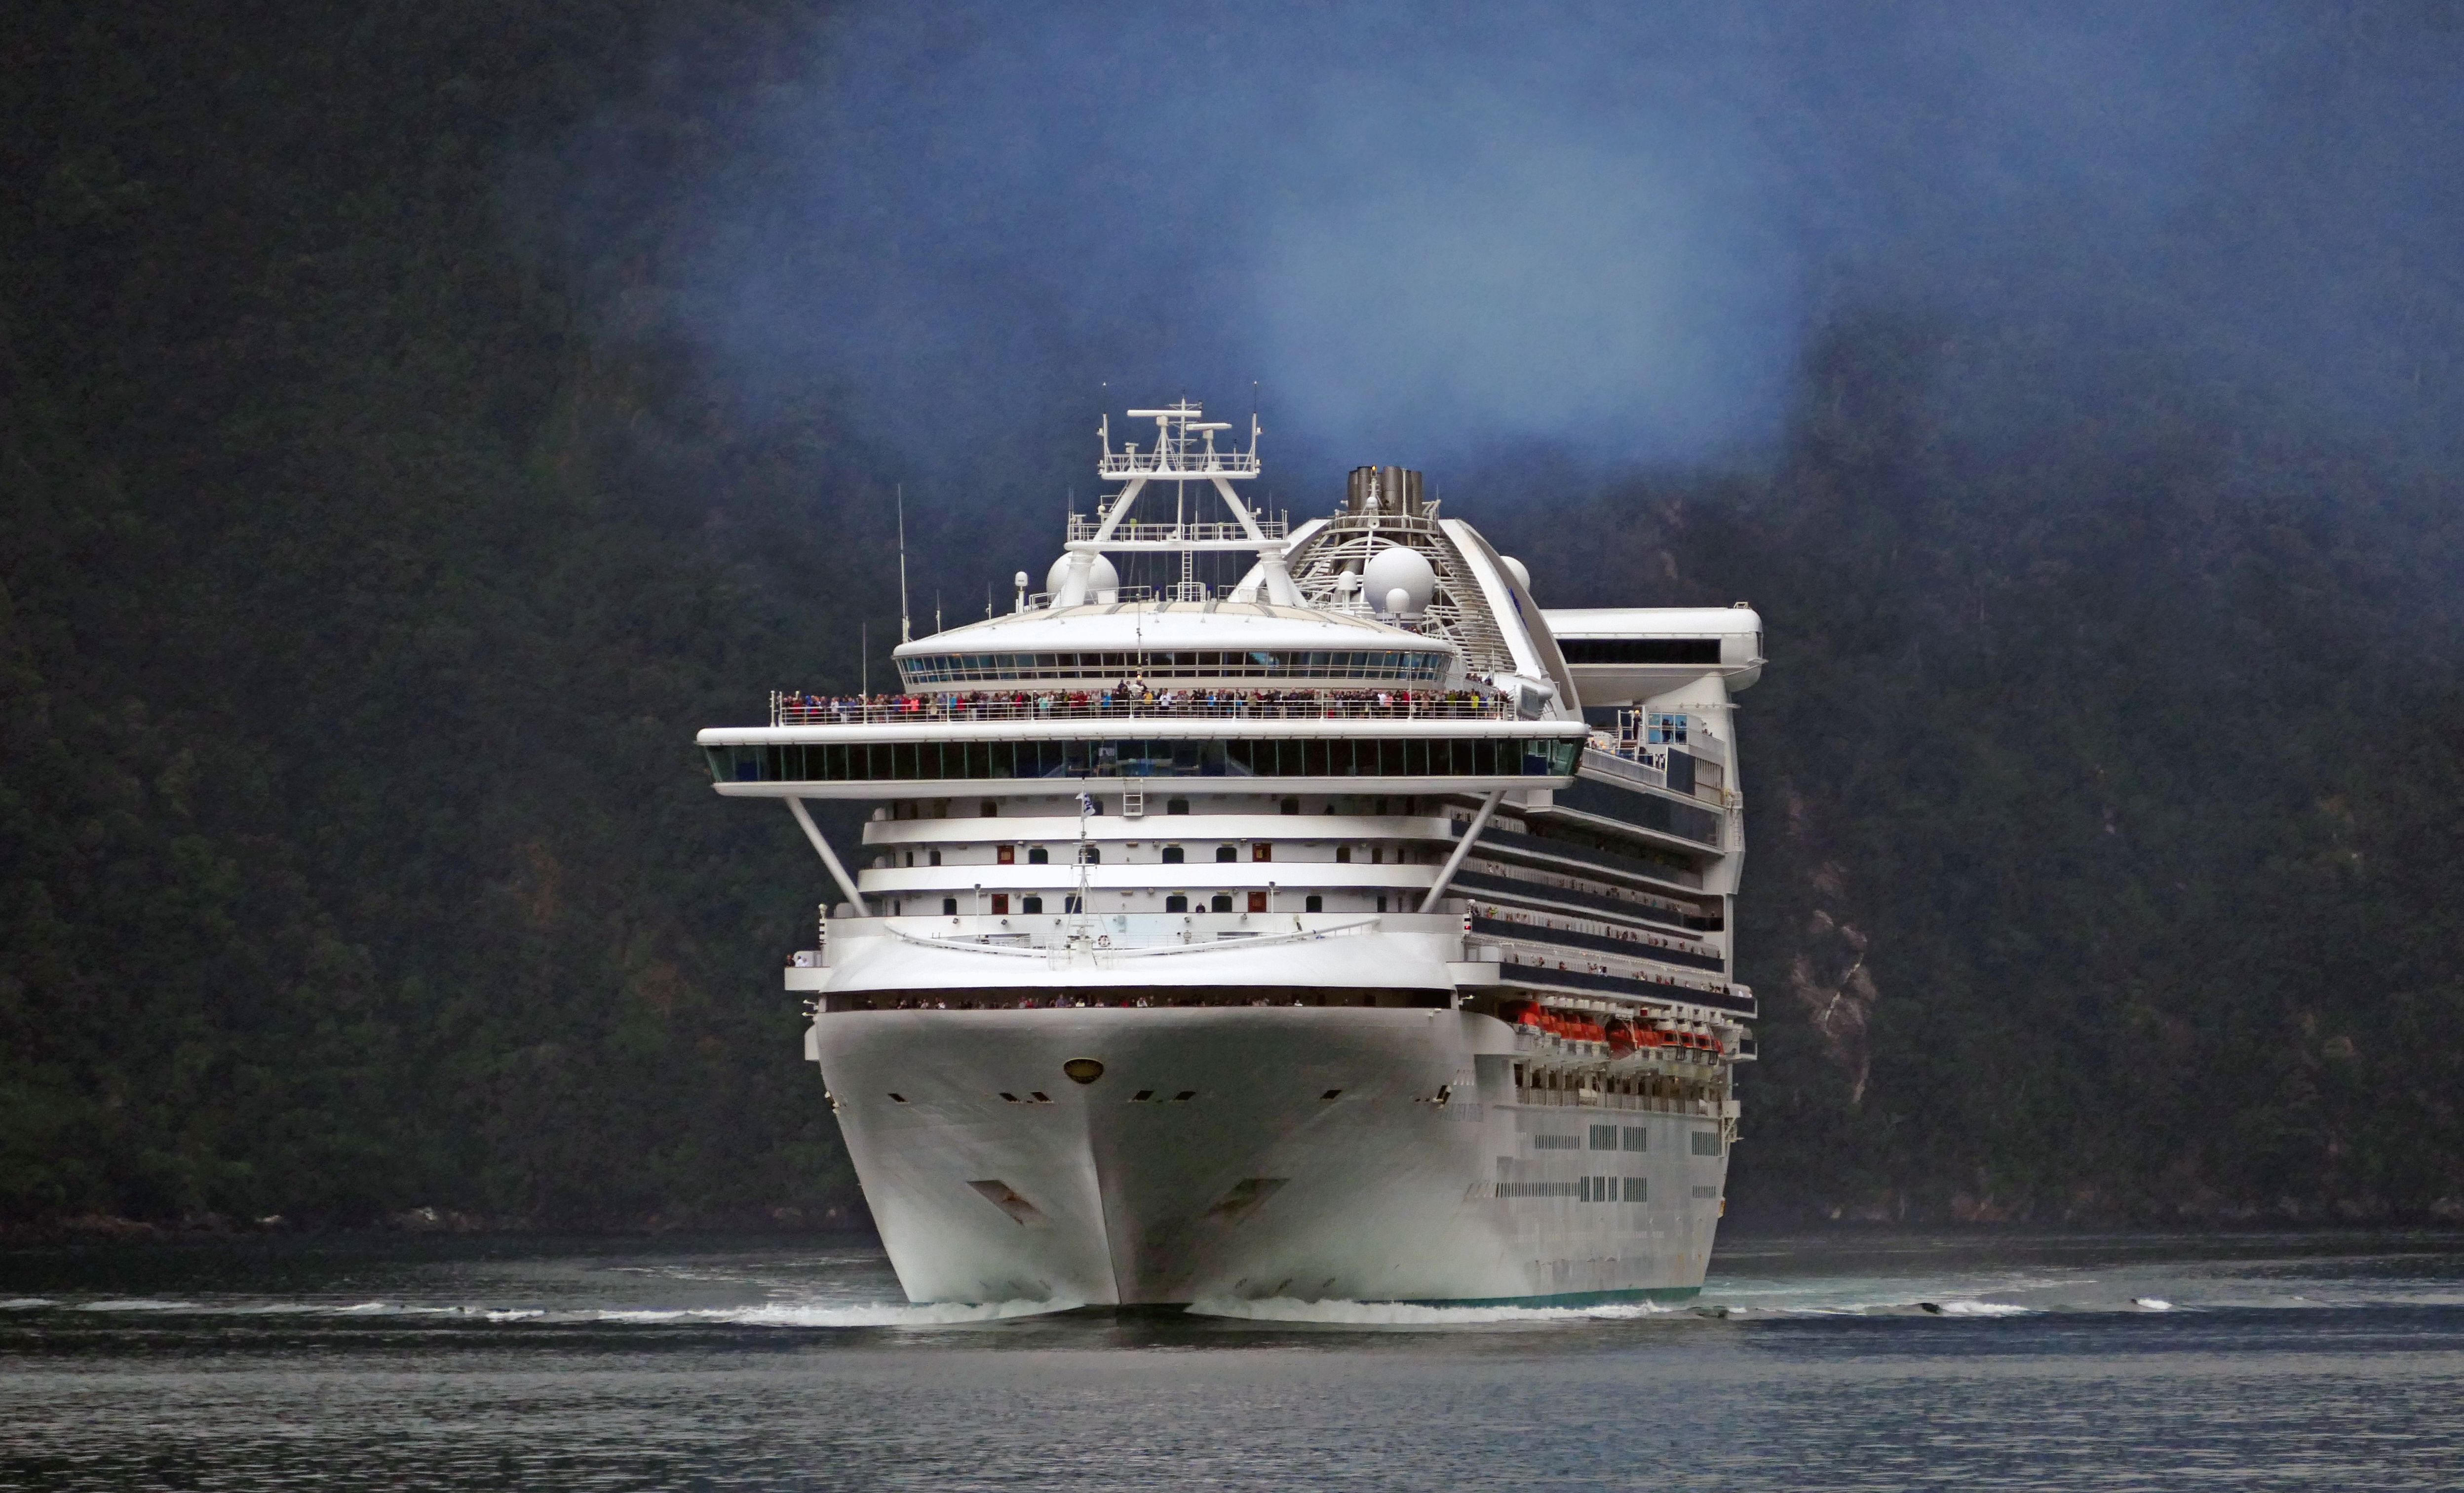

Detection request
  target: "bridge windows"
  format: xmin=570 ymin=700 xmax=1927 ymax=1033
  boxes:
xmin=1558 ymin=638 xmax=1721 ymax=665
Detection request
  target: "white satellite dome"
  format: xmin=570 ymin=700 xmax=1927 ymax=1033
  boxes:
xmin=1499 ymin=555 xmax=1532 ymax=593
xmin=1362 ymin=544 xmax=1437 ymax=618
xmin=1045 ymin=552 xmax=1120 ymax=598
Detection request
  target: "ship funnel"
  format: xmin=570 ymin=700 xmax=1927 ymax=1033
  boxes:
xmin=1346 ymin=465 xmax=1424 ymax=517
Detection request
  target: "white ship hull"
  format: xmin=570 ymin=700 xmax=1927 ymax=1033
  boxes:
xmin=815 ymin=1005 xmax=1731 ymax=1305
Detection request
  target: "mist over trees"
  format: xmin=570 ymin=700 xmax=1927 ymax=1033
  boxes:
xmin=5 ymin=1 xmax=2461 ymax=1227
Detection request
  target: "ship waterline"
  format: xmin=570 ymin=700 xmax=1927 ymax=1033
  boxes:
xmin=699 ymin=405 xmax=1766 ymax=1305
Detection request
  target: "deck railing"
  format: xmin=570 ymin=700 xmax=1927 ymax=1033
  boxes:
xmin=769 ymin=689 xmax=1516 ymax=727
xmin=1062 ymin=516 xmax=1286 ymax=544
xmin=1094 ymin=451 xmax=1264 ymax=479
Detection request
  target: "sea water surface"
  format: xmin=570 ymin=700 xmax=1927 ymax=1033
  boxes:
xmin=2 ymin=1228 xmax=2459 ymax=1489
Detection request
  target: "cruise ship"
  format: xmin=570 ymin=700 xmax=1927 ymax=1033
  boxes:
xmin=697 ymin=403 xmax=1764 ymax=1306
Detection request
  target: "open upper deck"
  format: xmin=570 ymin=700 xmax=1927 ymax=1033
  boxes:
xmin=770 ymin=688 xmax=1510 ymax=727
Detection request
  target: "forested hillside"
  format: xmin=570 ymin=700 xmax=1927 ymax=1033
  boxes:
xmin=5 ymin=2 xmax=2461 ymax=1229
xmin=1497 ymin=318 xmax=2464 ymax=1223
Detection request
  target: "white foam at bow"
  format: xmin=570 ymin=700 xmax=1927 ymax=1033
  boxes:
xmin=1188 ymin=1295 xmax=1680 ymax=1325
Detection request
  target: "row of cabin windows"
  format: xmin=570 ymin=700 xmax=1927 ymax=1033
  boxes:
xmin=932 ymin=893 xmax=1331 ymax=916
xmin=888 ymin=796 xmax=1433 ymax=819
xmin=891 ymin=843 xmax=1426 ymax=868
xmin=710 ymin=736 xmax=1579 ymax=784
xmin=1496 ymin=1177 xmax=1650 ymax=1202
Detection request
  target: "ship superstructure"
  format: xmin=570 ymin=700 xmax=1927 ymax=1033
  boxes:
xmin=697 ymin=403 xmax=1765 ymax=1305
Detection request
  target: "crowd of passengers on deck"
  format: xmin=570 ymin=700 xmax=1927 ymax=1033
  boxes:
xmin=775 ymin=683 xmax=1498 ymax=722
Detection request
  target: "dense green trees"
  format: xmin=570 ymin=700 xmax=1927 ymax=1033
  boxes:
xmin=3 ymin=0 xmax=884 ymax=1225
xmin=5 ymin=2 xmax=2459 ymax=1228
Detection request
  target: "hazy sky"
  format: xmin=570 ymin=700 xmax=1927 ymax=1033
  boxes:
xmin=636 ymin=1 xmax=2462 ymax=498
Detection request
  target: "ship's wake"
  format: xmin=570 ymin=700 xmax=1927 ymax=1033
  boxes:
xmin=1186 ymin=1291 xmax=2062 ymax=1324
xmin=33 ymin=1296 xmax=1082 ymax=1327
xmin=1187 ymin=1295 xmax=1683 ymax=1325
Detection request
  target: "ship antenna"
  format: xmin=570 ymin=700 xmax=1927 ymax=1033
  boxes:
xmin=860 ymin=620 xmax=868 ymax=698
xmin=896 ymin=486 xmax=912 ymax=644
xmin=1072 ymin=791 xmax=1097 ymax=940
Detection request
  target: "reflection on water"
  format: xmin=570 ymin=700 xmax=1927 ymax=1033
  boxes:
xmin=2 ymin=1230 xmax=2460 ymax=1490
